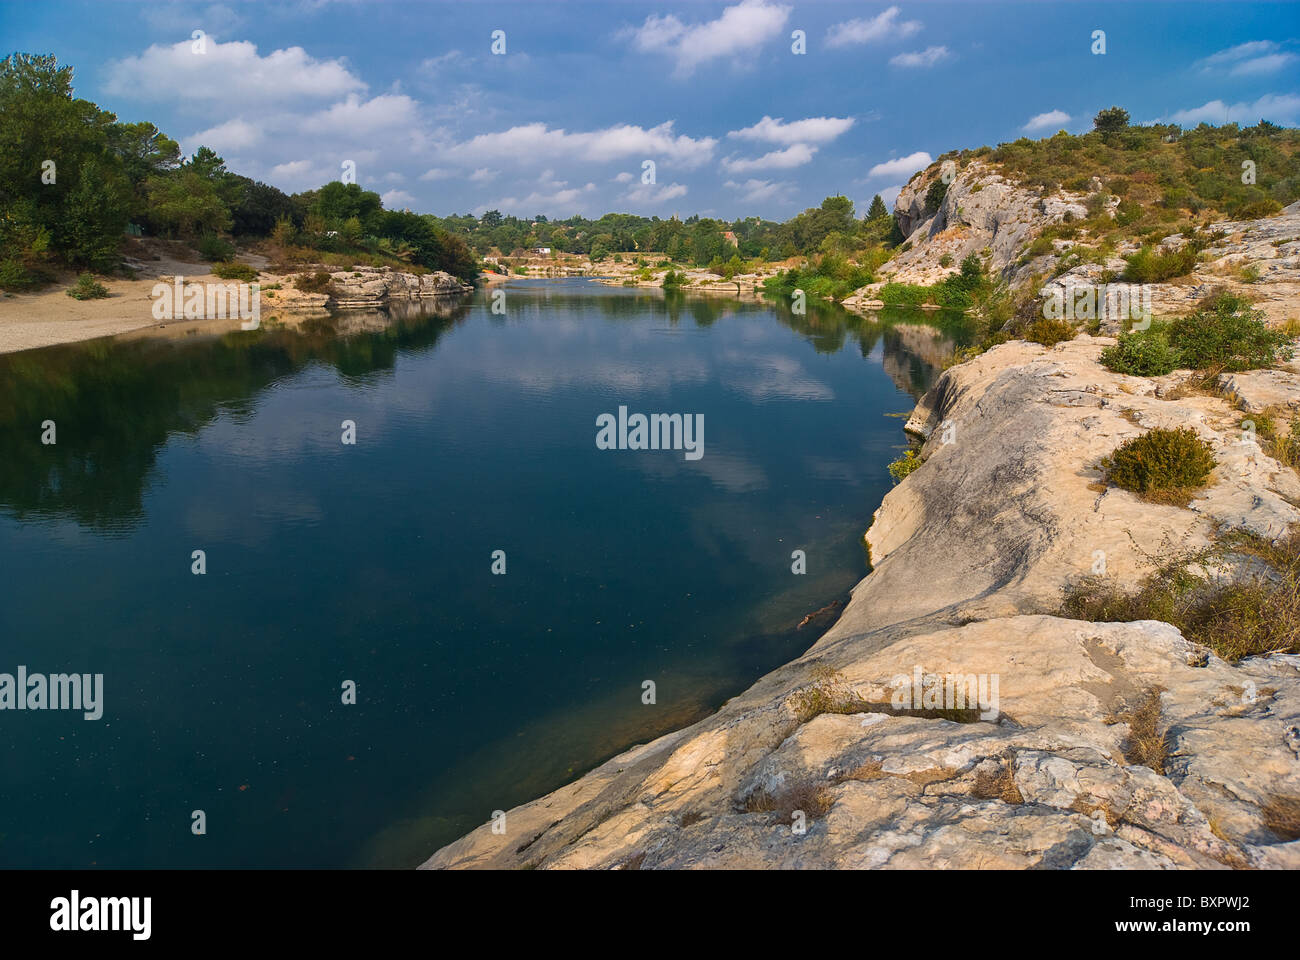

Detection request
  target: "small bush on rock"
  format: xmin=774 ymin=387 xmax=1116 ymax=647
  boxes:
xmin=1024 ymin=317 xmax=1076 ymax=347
xmin=1099 ymin=326 xmax=1183 ymax=375
xmin=1167 ymin=292 xmax=1292 ymax=372
xmin=1104 ymin=427 xmax=1216 ymax=498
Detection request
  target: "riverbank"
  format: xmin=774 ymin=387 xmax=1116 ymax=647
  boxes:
xmin=425 ymin=329 xmax=1300 ymax=869
xmin=0 ymin=239 xmax=473 ymax=355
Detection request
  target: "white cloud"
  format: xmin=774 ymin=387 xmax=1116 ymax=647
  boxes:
xmin=867 ymin=151 xmax=931 ymax=179
xmin=626 ymin=0 xmax=791 ymax=76
xmin=300 ymin=93 xmax=420 ymax=136
xmin=1200 ymin=40 xmax=1278 ymax=67
xmin=440 ymin=121 xmax=716 ymax=169
xmin=482 ymin=177 xmax=599 ymax=217
xmin=1195 ymin=41 xmax=1297 ymax=77
xmin=185 ymin=117 xmax=261 ymax=153
xmin=612 ymin=171 xmax=636 ymax=183
xmin=728 ymin=115 xmax=854 ymax=145
xmin=1167 ymin=92 xmax=1300 ymax=127
xmin=381 ymin=189 xmax=416 ymax=209
xmin=890 ymin=45 xmax=950 ymax=68
xmin=721 ymin=143 xmax=816 ymax=173
xmin=104 ymin=38 xmax=365 ymax=103
xmin=420 ymin=50 xmax=468 ymax=72
xmin=419 ymin=168 xmax=451 ymax=181
xmin=469 ymin=168 xmax=498 ymax=182
xmin=1023 ymin=109 xmax=1071 ymax=131
xmin=725 ymin=178 xmax=793 ymax=205
xmin=825 ymin=6 xmax=922 ymax=48
xmin=1231 ymin=53 xmax=1297 ymax=76
xmin=267 ymin=158 xmax=332 ymax=189
xmin=624 ymin=181 xmax=689 ymax=205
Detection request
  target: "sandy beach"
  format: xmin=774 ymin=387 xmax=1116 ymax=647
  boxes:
xmin=0 ymin=240 xmax=240 ymax=355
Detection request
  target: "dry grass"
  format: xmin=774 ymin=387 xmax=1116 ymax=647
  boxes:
xmin=1261 ymin=793 xmax=1300 ymax=842
xmin=788 ymin=670 xmax=987 ymax=725
xmin=742 ymin=780 xmax=834 ymax=822
xmin=1062 ymin=528 xmax=1300 ymax=662
xmin=972 ymin=752 xmax=1024 ymax=804
xmin=1118 ymin=686 xmax=1170 ymax=774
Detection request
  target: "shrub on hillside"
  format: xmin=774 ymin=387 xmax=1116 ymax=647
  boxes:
xmin=888 ymin=448 xmax=921 ymax=483
xmin=197 ymin=234 xmax=236 ymax=262
xmin=1120 ymin=244 xmax=1199 ymax=282
xmin=211 ymin=261 xmax=259 ymax=282
xmin=1099 ymin=326 xmax=1183 ymax=376
xmin=1024 ymin=317 xmax=1076 ymax=347
xmin=1167 ymin=292 xmax=1291 ymax=372
xmin=1104 ymin=427 xmax=1216 ymax=496
xmin=294 ymin=271 xmax=335 ymax=294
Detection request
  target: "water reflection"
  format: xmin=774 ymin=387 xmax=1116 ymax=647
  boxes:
xmin=0 ymin=284 xmax=968 ymax=533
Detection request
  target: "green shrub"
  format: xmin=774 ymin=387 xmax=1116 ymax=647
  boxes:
xmin=197 ymin=234 xmax=235 ymax=262
xmin=879 ymin=282 xmax=932 ymax=306
xmin=1233 ymin=197 xmax=1282 ymax=220
xmin=939 ymin=253 xmax=953 ymax=267
xmin=1167 ymin=292 xmax=1292 ymax=372
xmin=294 ymin=271 xmax=335 ymax=294
xmin=888 ymin=448 xmax=921 ymax=483
xmin=1024 ymin=317 xmax=1076 ymax=347
xmin=65 ymin=271 xmax=109 ymax=300
xmin=0 ymin=258 xmax=43 ymax=291
xmin=211 ymin=261 xmax=259 ymax=282
xmin=1105 ymin=427 xmax=1217 ymax=495
xmin=924 ymin=178 xmax=948 ymax=213
xmin=1099 ymin=326 xmax=1183 ymax=375
xmin=1120 ymin=244 xmax=1199 ymax=282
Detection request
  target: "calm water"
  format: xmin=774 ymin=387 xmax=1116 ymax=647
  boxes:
xmin=0 ymin=280 xmax=973 ymax=867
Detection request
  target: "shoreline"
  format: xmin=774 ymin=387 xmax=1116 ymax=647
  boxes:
xmin=0 ymin=259 xmax=474 ymax=357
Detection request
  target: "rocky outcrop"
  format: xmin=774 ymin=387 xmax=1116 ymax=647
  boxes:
xmin=260 ymin=266 xmax=472 ymax=312
xmin=327 ymin=266 xmax=473 ymax=307
xmin=1037 ymin=200 xmax=1300 ymax=331
xmin=425 ymin=336 xmax=1300 ymax=870
xmin=861 ymin=160 xmax=1093 ymax=291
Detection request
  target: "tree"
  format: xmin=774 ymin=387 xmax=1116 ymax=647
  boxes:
xmin=228 ymin=177 xmax=296 ymax=236
xmin=145 ymin=169 xmax=231 ymax=238
xmin=314 ymin=181 xmax=382 ymax=233
xmin=1093 ymin=106 xmax=1130 ymax=134
xmin=866 ymin=194 xmax=889 ymax=220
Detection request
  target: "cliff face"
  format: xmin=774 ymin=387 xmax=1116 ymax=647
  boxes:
xmin=870 ymin=159 xmax=1092 ymax=288
xmin=425 ymin=326 xmax=1300 ymax=870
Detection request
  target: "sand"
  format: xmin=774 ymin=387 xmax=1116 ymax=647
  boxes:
xmin=0 ymin=240 xmax=268 ymax=355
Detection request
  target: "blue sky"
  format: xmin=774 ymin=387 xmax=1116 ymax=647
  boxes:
xmin=3 ymin=0 xmax=1298 ymax=220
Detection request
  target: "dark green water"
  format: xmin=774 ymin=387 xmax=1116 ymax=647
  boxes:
xmin=0 ymin=280 xmax=973 ymax=867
